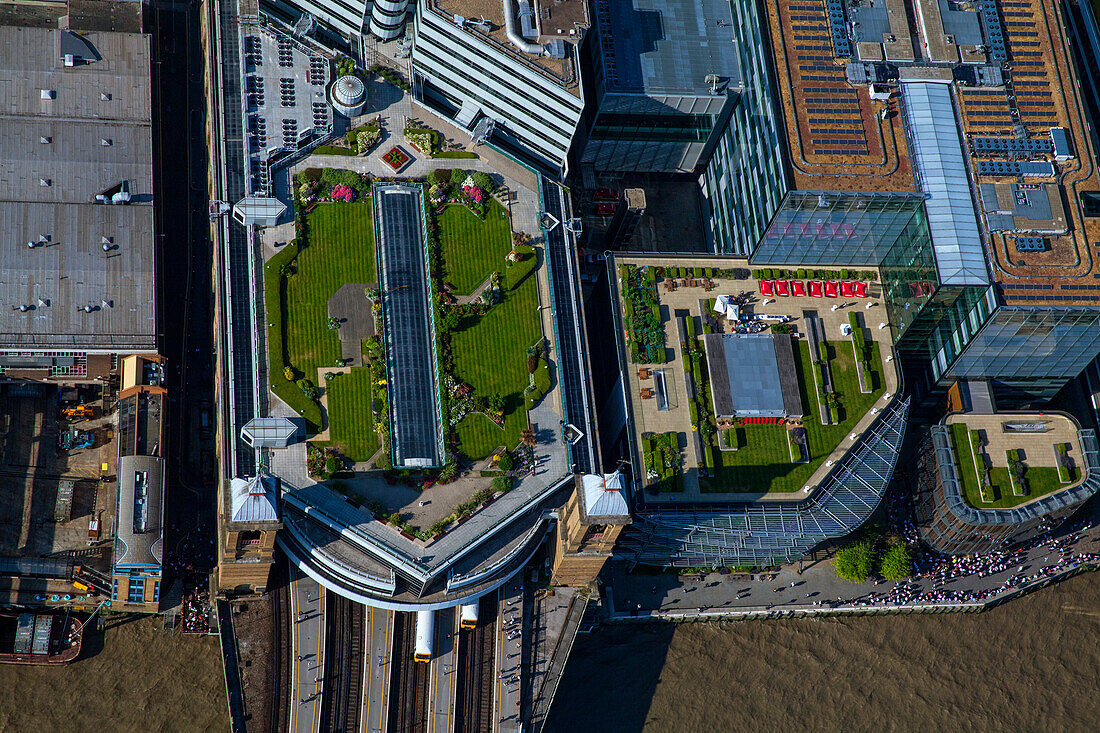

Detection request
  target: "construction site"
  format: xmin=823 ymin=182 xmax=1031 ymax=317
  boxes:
xmin=0 ymin=383 xmax=118 ymax=605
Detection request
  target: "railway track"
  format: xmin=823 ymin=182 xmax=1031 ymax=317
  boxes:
xmin=270 ymin=562 xmax=291 ymax=733
xmin=454 ymin=596 xmax=498 ymax=733
xmin=321 ymin=594 xmax=365 ymax=733
xmin=387 ymin=611 xmax=429 ymax=733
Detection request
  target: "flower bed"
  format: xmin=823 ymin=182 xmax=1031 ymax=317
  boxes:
xmin=381 ymin=145 xmax=411 ymax=172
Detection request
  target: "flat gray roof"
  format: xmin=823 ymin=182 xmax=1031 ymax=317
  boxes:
xmin=0 ymin=25 xmax=156 ymax=350
xmin=594 ymin=0 xmax=741 ymax=96
xmin=704 ymin=333 xmax=802 ymax=418
xmin=114 ymin=454 xmax=164 ymax=569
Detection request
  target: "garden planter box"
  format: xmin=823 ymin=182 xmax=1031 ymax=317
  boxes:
xmin=400 ymin=530 xmax=416 ymax=540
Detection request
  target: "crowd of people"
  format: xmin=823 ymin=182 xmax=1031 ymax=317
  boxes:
xmin=841 ymin=517 xmax=1100 ymax=609
xmin=181 ymin=585 xmax=212 ymax=633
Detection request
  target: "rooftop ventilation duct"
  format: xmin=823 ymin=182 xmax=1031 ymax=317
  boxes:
xmin=503 ymin=0 xmax=545 ymax=55
xmin=518 ymin=0 xmax=537 ymax=40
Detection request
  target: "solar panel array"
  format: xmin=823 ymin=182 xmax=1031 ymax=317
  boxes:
xmin=784 ymin=0 xmax=868 ymax=157
xmin=977 ymin=159 xmax=1054 ymax=176
xmin=1014 ymin=236 xmax=1047 ymax=252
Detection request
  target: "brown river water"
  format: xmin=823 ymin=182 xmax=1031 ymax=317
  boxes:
xmin=547 ymin=570 xmax=1100 ymax=732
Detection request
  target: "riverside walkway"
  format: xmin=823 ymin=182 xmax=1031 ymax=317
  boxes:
xmin=604 ymin=508 xmax=1100 ymax=622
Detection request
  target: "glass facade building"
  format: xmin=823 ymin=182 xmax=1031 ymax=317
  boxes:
xmin=946 ymin=307 xmax=1100 ymax=400
xmin=753 ymin=192 xmax=928 ymax=267
xmin=700 ymin=0 xmax=788 ymax=255
xmin=918 ymin=424 xmax=1100 ymax=555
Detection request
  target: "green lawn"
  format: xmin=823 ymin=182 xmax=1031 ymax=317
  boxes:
xmin=320 ymin=367 xmax=380 ymax=462
xmin=445 ymin=208 xmax=541 ymax=459
xmin=949 ymin=422 xmax=1069 ymax=509
xmin=702 ymin=340 xmax=884 ymax=493
xmin=439 ymin=201 xmax=512 ymax=295
xmin=264 ymin=202 xmax=377 ymax=444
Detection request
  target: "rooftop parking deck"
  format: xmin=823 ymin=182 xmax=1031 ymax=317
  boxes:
xmin=611 ymin=254 xmax=900 ymax=504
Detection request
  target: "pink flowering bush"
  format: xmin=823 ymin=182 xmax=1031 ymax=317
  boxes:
xmin=330 ymin=184 xmax=356 ymax=202
xmin=462 ymin=184 xmax=485 ymax=203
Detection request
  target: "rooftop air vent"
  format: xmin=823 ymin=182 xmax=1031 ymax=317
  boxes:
xmin=39 ymin=136 xmax=51 ymax=144
xmin=100 ymin=138 xmax=112 ymax=146
xmin=101 ymin=236 xmax=112 ymax=244
xmin=100 ymin=92 xmax=111 ymax=101
xmin=40 ymin=89 xmax=54 ymax=100
xmin=39 ymin=178 xmax=51 ymax=187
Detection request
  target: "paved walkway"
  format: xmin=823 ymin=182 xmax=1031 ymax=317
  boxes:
xmin=603 ymin=506 xmax=1100 ymax=621
xmin=289 ymin=573 xmax=324 ymax=733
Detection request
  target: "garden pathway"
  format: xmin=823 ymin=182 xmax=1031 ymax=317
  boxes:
xmin=453 ymin=273 xmax=494 ymax=306
xmin=327 ymin=282 xmax=375 ymax=366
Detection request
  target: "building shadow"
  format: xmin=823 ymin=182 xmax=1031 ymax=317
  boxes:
xmin=543 ymin=621 xmax=675 ymax=732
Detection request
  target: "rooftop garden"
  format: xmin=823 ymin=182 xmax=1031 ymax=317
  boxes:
xmin=699 ymin=338 xmax=885 ymax=494
xmin=948 ymin=423 xmax=1073 ymax=509
xmin=268 ymin=165 xmax=548 ymax=496
xmin=265 ymin=172 xmax=380 ymax=461
xmin=619 ymin=264 xmax=667 ymax=364
xmin=431 ymin=184 xmax=543 ymax=460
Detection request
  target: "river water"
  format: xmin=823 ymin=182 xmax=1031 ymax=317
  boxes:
xmin=546 ymin=570 xmax=1100 ymax=732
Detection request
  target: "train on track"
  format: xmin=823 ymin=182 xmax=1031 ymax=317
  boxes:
xmin=459 ymin=602 xmax=479 ymax=630
xmin=413 ymin=610 xmax=434 ymax=663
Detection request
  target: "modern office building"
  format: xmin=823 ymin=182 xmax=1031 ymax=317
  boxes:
xmin=0 ymin=23 xmax=158 ymax=381
xmin=699 ymin=0 xmax=789 ymax=256
xmin=945 ymin=308 xmax=1100 ymax=402
xmin=918 ymin=409 xmax=1100 ymax=555
xmin=581 ymin=0 xmax=740 ymax=174
xmin=411 ymin=0 xmax=589 ymax=177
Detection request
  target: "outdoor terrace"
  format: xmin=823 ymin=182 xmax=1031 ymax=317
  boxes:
xmin=944 ymin=411 xmax=1087 ymax=509
xmin=610 ymin=254 xmax=900 ymax=505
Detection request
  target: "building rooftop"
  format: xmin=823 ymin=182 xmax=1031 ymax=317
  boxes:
xmin=579 ymin=472 xmax=630 ymax=519
xmin=230 ymin=475 xmax=280 ymax=524
xmin=0 ymin=25 xmax=156 ymax=351
xmin=428 ymin=0 xmax=587 ymax=90
xmin=611 ymin=253 xmax=901 ymax=504
xmin=764 ymin=0 xmax=916 ymax=192
xmin=703 ymin=334 xmax=801 ymax=418
xmin=114 ymin=454 xmax=164 ymax=569
xmin=951 ymin=0 xmax=1100 ymax=301
xmin=593 ymin=0 xmax=740 ymax=96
